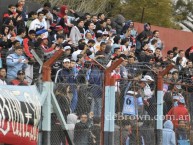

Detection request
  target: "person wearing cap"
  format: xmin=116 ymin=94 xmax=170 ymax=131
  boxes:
xmin=173 ymin=95 xmax=179 ymax=107
xmin=55 ymin=58 xmax=78 ymax=112
xmin=101 ymin=31 xmax=109 ymax=43
xmin=138 ymin=77 xmax=153 ymax=101
xmin=10 ymin=70 xmax=28 ymax=85
xmin=167 ymin=96 xmax=190 ymax=128
xmin=49 ymin=25 xmax=64 ymax=42
xmin=63 ymin=45 xmax=71 ymax=56
xmin=70 ymin=19 xmax=85 ymax=47
xmin=6 ymin=46 xmax=28 ymax=82
xmin=55 ymin=58 xmax=75 ymax=83
xmin=122 ymin=90 xmax=143 ymax=116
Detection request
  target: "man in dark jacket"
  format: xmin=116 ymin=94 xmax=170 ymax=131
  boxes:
xmin=55 ymin=58 xmax=78 ymax=112
xmin=74 ymin=113 xmax=92 ymax=145
xmin=55 ymin=58 xmax=75 ymax=83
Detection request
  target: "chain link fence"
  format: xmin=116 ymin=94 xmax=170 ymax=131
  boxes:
xmin=50 ymin=62 xmax=104 ymax=145
xmin=40 ymin=61 xmax=193 ymax=145
xmin=113 ymin=74 xmax=193 ymax=145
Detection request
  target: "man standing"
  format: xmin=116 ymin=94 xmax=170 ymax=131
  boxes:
xmin=23 ymin=30 xmax=36 ymax=84
xmin=70 ymin=19 xmax=85 ymax=47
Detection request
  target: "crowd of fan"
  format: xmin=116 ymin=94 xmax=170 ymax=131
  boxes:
xmin=0 ymin=0 xmax=193 ymax=145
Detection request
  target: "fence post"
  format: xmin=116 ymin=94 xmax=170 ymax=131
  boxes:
xmin=156 ymin=64 xmax=174 ymax=145
xmin=41 ymin=49 xmax=74 ymax=145
xmin=102 ymin=58 xmax=124 ymax=145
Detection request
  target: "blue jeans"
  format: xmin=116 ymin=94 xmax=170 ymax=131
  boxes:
xmin=70 ymin=89 xmax=78 ymax=112
xmin=91 ymin=97 xmax=102 ymax=117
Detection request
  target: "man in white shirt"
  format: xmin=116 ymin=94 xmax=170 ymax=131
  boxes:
xmin=172 ymin=50 xmax=187 ymax=67
xmin=29 ymin=11 xmax=48 ymax=37
xmin=0 ymin=68 xmax=7 ymax=85
xmin=37 ymin=2 xmax=53 ymax=28
xmin=148 ymin=39 xmax=158 ymax=53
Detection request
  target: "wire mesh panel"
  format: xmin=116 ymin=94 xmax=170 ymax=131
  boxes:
xmin=115 ymin=78 xmax=156 ymax=145
xmin=51 ymin=64 xmax=104 ymax=145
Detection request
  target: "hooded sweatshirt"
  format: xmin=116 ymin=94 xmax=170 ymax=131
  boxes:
xmin=67 ymin=114 xmax=78 ymax=143
xmin=58 ymin=5 xmax=70 ymax=34
xmin=162 ymin=120 xmax=176 ymax=145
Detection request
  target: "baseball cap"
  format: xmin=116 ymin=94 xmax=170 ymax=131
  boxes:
xmin=127 ymin=91 xmax=138 ymax=95
xmin=173 ymin=95 xmax=179 ymax=100
xmin=64 ymin=46 xmax=71 ymax=50
xmin=63 ymin=58 xmax=70 ymax=63
xmin=55 ymin=25 xmax=63 ymax=31
xmin=179 ymin=97 xmax=185 ymax=104
xmin=144 ymin=75 xmax=154 ymax=81
xmin=140 ymin=78 xmax=147 ymax=82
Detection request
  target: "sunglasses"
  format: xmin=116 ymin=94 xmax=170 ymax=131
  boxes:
xmin=18 ymin=73 xmax=24 ymax=75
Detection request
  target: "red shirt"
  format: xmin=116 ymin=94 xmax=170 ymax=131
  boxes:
xmin=167 ymin=104 xmax=189 ymax=128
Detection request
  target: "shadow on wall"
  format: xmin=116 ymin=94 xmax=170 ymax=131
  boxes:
xmin=0 ymin=0 xmax=41 ymax=30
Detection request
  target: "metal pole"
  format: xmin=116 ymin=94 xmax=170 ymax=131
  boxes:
xmin=156 ymin=64 xmax=174 ymax=145
xmin=41 ymin=82 xmax=52 ymax=145
xmin=103 ymin=58 xmax=124 ymax=145
xmin=156 ymin=75 xmax=163 ymax=145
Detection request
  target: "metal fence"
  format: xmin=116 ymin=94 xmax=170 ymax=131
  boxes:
xmin=113 ymin=76 xmax=193 ymax=145
xmin=50 ymin=65 xmax=104 ymax=145
xmin=40 ymin=61 xmax=193 ymax=145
